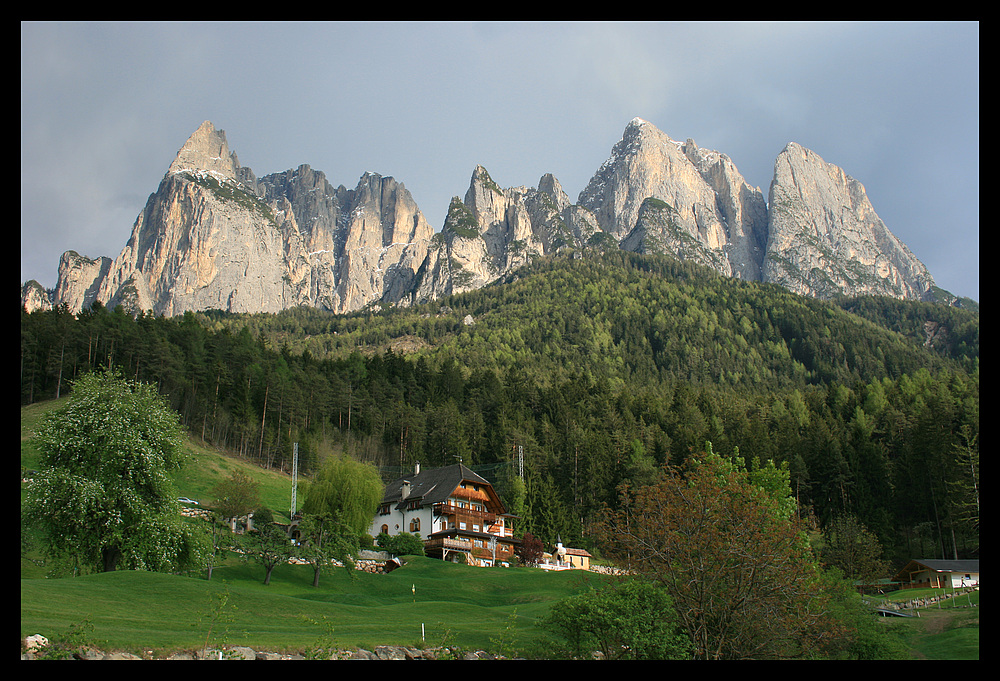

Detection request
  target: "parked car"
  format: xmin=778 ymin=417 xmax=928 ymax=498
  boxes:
xmin=178 ymin=497 xmax=199 ymax=505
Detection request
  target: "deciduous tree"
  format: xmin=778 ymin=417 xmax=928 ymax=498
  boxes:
xmin=514 ymin=531 xmax=544 ymax=566
xmin=597 ymin=446 xmax=840 ymax=659
xmin=301 ymin=454 xmax=383 ymax=536
xmin=240 ymin=507 xmax=290 ymax=585
xmin=296 ymin=513 xmax=359 ymax=587
xmin=544 ymin=579 xmax=691 ymax=660
xmin=25 ymin=371 xmax=197 ymax=573
xmin=211 ymin=469 xmax=262 ymax=528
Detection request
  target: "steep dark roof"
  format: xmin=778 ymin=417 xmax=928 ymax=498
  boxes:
xmin=894 ymin=559 xmax=980 ymax=582
xmin=381 ymin=463 xmax=493 ymax=509
xmin=908 ymin=559 xmax=979 ymax=572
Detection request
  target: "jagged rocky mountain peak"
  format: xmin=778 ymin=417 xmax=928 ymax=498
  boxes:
xmin=537 ymin=173 xmax=571 ymax=212
xmin=578 ymin=118 xmax=769 ymax=281
xmin=625 ymin=116 xmax=653 ymax=134
xmin=764 ymin=141 xmax=936 ymax=300
xmin=23 ymin=117 xmax=952 ymax=316
xmin=166 ymin=120 xmax=239 ymax=180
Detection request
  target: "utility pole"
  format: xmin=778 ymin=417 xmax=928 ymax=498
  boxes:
xmin=290 ymin=442 xmax=298 ymax=518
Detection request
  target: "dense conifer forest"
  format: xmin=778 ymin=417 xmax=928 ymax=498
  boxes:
xmin=21 ymin=251 xmax=979 ymax=568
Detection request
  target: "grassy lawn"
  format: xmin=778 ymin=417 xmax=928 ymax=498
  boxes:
xmin=867 ymin=588 xmax=980 ymax=660
xmin=23 ymin=398 xmax=613 ymax=657
xmin=20 ymin=399 xmax=978 ymax=660
xmin=21 ymin=556 xmax=609 ymax=657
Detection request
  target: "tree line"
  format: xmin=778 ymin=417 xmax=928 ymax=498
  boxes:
xmin=20 ymin=251 xmax=979 ymax=568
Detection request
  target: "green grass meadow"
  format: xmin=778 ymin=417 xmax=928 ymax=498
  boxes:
xmin=21 ymin=399 xmax=978 ymax=659
xmin=21 ymin=398 xmax=610 ymax=657
xmin=21 ymin=555 xmax=607 ymax=657
xmin=866 ymin=587 xmax=980 ymax=660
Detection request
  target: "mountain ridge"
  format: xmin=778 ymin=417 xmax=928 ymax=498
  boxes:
xmin=22 ymin=118 xmax=963 ymax=316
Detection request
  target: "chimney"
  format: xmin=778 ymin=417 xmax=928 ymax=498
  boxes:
xmin=401 ymin=480 xmax=411 ymax=501
xmin=414 ymin=461 xmax=420 ymax=475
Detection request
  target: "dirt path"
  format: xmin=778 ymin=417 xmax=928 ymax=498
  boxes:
xmin=920 ymin=612 xmax=948 ymax=635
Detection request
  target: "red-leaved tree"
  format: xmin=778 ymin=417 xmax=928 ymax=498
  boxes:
xmin=596 ymin=448 xmax=847 ymax=659
xmin=515 ymin=531 xmax=544 ymax=566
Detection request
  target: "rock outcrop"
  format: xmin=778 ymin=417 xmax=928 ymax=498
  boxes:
xmin=763 ymin=142 xmax=935 ymax=300
xmin=20 ymin=280 xmax=53 ymax=313
xmin=24 ymin=118 xmax=946 ymax=316
xmin=36 ymin=122 xmax=434 ymax=317
xmin=407 ymin=165 xmax=601 ymax=301
xmin=579 ymin=117 xmax=769 ymax=281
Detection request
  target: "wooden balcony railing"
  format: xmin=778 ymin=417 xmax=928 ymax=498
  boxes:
xmin=424 ymin=536 xmax=515 ymax=558
xmin=424 ymin=537 xmax=473 ymax=551
xmin=433 ymin=502 xmax=497 ymax=524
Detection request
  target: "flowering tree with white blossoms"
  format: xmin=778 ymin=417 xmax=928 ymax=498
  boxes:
xmin=25 ymin=370 xmax=200 ymax=573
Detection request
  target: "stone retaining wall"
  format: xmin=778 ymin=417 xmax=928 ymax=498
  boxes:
xmin=21 ymin=641 xmax=511 ymax=660
xmin=867 ymin=585 xmax=979 ymax=612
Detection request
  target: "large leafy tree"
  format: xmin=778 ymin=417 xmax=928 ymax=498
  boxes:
xmin=820 ymin=514 xmax=890 ymax=584
xmin=597 ymin=446 xmax=842 ymax=660
xmin=25 ymin=370 xmax=196 ymax=573
xmin=301 ymin=454 xmax=383 ymax=537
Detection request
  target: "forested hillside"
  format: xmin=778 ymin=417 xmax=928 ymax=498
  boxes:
xmin=20 ymin=251 xmax=979 ymax=568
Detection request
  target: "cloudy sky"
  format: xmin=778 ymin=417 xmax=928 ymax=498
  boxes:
xmin=21 ymin=21 xmax=979 ymax=300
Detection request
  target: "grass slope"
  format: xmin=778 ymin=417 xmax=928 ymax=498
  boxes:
xmin=21 ymin=398 xmax=295 ymax=523
xmin=868 ymin=587 xmax=980 ymax=660
xmin=22 ymin=399 xmax=609 ymax=657
xmin=21 ymin=557 xmax=607 ymax=657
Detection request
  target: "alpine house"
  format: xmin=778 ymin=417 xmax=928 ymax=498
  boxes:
xmin=370 ymin=462 xmax=519 ymax=566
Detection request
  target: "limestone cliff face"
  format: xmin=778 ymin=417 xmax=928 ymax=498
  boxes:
xmin=95 ymin=169 xmax=292 ymax=316
xmin=49 ymin=122 xmax=434 ymax=316
xmin=254 ymin=166 xmax=433 ymax=314
xmin=31 ymin=118 xmax=943 ymax=317
xmin=764 ymin=142 xmax=935 ymax=300
xmin=579 ymin=118 xmax=769 ymax=281
xmin=586 ymin=119 xmax=935 ymax=300
xmin=52 ymin=251 xmax=113 ymax=312
xmin=21 ymin=280 xmax=53 ymax=313
xmin=407 ymin=165 xmax=606 ymax=301
xmin=620 ymin=198 xmax=729 ymax=273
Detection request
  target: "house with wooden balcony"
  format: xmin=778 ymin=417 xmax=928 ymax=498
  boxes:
xmin=370 ymin=462 xmax=519 ymax=567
